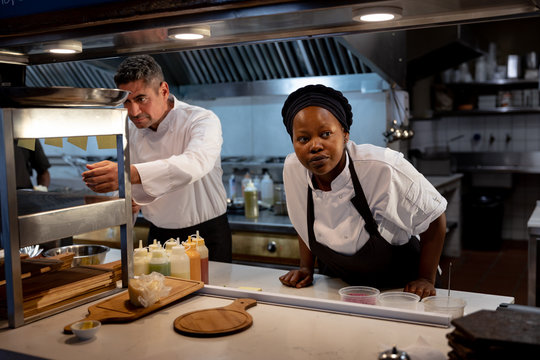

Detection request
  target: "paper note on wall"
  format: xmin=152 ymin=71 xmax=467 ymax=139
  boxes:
xmin=67 ymin=136 xmax=88 ymax=151
xmin=97 ymin=135 xmax=117 ymax=149
xmin=44 ymin=138 xmax=63 ymax=147
xmin=17 ymin=138 xmax=36 ymax=151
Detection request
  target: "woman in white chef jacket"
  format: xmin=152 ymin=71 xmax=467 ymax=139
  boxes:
xmin=278 ymin=84 xmax=447 ymax=298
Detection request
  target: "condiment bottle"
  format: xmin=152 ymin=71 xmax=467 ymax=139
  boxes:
xmin=170 ymin=245 xmax=190 ymax=280
xmin=194 ymin=231 xmax=209 ymax=284
xmin=148 ymin=248 xmax=170 ymax=276
xmin=243 ymin=180 xmax=259 ymax=219
xmin=148 ymin=239 xmax=161 ymax=252
xmin=184 ymin=237 xmax=201 ymax=281
xmin=241 ymin=172 xmax=251 ymax=197
xmin=164 ymin=238 xmax=178 ymax=254
xmin=260 ymin=172 xmax=274 ymax=205
xmin=133 ymin=240 xmax=149 ymax=276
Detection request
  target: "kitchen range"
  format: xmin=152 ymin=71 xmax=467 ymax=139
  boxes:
xmin=1 ymin=1 xmax=540 ymax=358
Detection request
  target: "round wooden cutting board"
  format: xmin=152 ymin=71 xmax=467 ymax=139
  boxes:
xmin=173 ymin=298 xmax=257 ymax=337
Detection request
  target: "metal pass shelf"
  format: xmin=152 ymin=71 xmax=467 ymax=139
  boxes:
xmin=0 ymin=107 xmax=133 ymax=328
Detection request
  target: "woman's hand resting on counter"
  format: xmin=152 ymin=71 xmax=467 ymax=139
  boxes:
xmin=279 ymin=267 xmax=314 ymax=288
xmin=404 ymin=278 xmax=436 ymax=299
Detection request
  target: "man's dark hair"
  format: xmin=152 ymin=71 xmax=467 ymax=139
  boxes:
xmin=114 ymin=55 xmax=164 ymax=88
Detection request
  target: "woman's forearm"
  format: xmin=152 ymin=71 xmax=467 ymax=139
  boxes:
xmin=298 ymin=236 xmax=315 ymax=273
xmin=418 ymin=213 xmax=446 ymax=283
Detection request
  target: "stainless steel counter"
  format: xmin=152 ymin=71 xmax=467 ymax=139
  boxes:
xmin=228 ymin=209 xmax=294 ymax=234
xmin=227 ymin=174 xmax=463 ymax=237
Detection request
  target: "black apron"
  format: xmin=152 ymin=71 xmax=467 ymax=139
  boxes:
xmin=307 ymin=153 xmax=420 ymax=289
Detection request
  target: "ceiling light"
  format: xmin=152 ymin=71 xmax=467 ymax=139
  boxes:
xmin=168 ymin=26 xmax=211 ymax=40
xmin=43 ymin=40 xmax=82 ymax=54
xmin=352 ymin=6 xmax=403 ymax=22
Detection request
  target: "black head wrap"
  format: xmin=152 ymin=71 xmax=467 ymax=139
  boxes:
xmin=281 ymin=84 xmax=353 ymax=137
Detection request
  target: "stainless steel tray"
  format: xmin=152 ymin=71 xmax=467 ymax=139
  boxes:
xmin=0 ymin=87 xmax=129 ymax=107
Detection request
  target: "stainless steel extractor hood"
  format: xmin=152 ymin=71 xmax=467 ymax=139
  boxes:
xmin=1 ymin=0 xmax=540 ymax=90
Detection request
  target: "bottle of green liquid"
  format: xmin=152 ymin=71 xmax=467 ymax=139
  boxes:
xmin=148 ymin=248 xmax=170 ymax=276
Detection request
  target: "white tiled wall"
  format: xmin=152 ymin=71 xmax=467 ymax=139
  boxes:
xmin=192 ymin=91 xmax=388 ymax=158
xmin=410 ymin=114 xmax=540 ymax=152
xmin=411 ymin=113 xmax=540 ymax=240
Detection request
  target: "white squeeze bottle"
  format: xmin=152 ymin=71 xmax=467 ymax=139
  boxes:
xmin=170 ymin=245 xmax=190 ymax=279
xmin=241 ymin=172 xmax=251 ymax=197
xmin=133 ymin=240 xmax=149 ymax=276
xmin=253 ymin=176 xmax=261 ymax=200
xmin=164 ymin=238 xmax=178 ymax=254
xmin=261 ymin=172 xmax=274 ymax=205
xmin=228 ymin=174 xmax=236 ymax=199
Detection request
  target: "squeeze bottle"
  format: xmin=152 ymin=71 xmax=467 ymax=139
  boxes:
xmin=164 ymin=238 xmax=178 ymax=253
xmin=148 ymin=248 xmax=170 ymax=276
xmin=243 ymin=180 xmax=259 ymax=219
xmin=148 ymin=239 xmax=161 ymax=252
xmin=228 ymin=174 xmax=236 ymax=199
xmin=194 ymin=231 xmax=209 ymax=284
xmin=241 ymin=172 xmax=251 ymax=197
xmin=184 ymin=237 xmax=201 ymax=281
xmin=133 ymin=240 xmax=149 ymax=276
xmin=253 ymin=176 xmax=261 ymax=200
xmin=260 ymin=172 xmax=274 ymax=205
xmin=170 ymin=245 xmax=190 ymax=279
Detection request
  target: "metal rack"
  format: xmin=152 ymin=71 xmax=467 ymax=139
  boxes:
xmin=0 ymin=107 xmax=133 ymax=328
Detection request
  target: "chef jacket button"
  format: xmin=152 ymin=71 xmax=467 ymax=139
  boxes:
xmin=339 ymin=194 xmax=343 ymax=199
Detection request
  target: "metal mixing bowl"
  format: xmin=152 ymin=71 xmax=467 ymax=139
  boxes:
xmin=43 ymin=244 xmax=110 ymax=266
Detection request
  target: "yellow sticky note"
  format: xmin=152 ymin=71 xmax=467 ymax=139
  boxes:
xmin=96 ymin=135 xmax=117 ymax=149
xmin=17 ymin=138 xmax=36 ymax=151
xmin=67 ymin=136 xmax=88 ymax=151
xmin=44 ymin=137 xmax=63 ymax=148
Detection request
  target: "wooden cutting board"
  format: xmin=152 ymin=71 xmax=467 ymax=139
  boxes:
xmin=0 ymin=258 xmax=64 ymax=286
xmin=64 ymin=277 xmax=204 ymax=334
xmin=174 ymin=298 xmax=257 ymax=337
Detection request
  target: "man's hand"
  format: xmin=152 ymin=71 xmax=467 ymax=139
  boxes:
xmin=82 ymin=160 xmax=119 ymax=193
xmin=132 ymin=200 xmax=141 ymax=214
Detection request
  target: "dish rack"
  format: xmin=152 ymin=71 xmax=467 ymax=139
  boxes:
xmin=0 ymin=106 xmax=134 ymax=328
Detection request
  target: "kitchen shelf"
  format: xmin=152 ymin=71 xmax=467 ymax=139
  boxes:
xmin=0 ymin=107 xmax=133 ymax=328
xmin=432 ymin=107 xmax=540 ymax=117
xmin=445 ymin=79 xmax=539 ymax=87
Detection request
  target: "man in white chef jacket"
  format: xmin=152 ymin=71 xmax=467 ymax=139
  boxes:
xmin=82 ymin=55 xmax=232 ymax=262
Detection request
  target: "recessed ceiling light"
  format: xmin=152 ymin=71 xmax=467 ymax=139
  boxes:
xmin=352 ymin=6 xmax=403 ymax=22
xmin=168 ymin=26 xmax=211 ymax=40
xmin=43 ymin=40 xmax=82 ymax=54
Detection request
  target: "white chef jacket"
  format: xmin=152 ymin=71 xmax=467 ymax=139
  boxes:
xmin=283 ymin=142 xmax=447 ymax=255
xmin=129 ymin=96 xmax=227 ymax=229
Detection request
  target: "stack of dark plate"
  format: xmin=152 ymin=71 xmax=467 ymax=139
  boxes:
xmin=447 ymin=308 xmax=540 ymax=359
